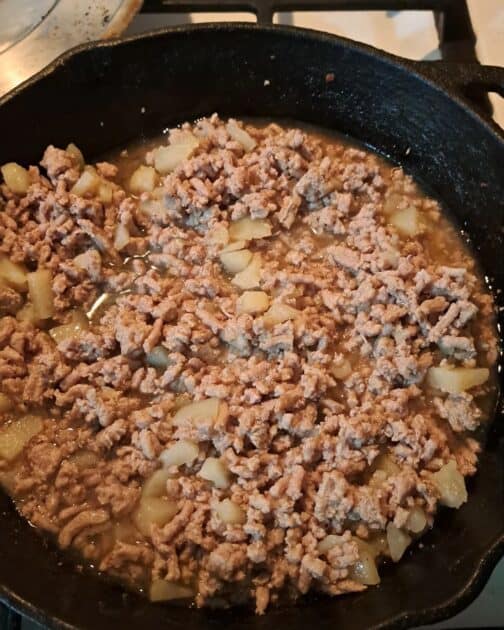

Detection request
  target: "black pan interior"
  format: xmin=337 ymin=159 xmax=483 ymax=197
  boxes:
xmin=0 ymin=24 xmax=502 ymax=630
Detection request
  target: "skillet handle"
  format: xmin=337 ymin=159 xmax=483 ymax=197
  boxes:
xmin=414 ymin=61 xmax=504 ymax=96
xmin=411 ymin=61 xmax=504 ymax=119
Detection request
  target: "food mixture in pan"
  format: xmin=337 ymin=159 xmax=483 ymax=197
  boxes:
xmin=0 ymin=115 xmax=498 ymax=613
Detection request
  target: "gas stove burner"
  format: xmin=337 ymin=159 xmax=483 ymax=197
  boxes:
xmin=0 ymin=0 xmax=142 ymax=97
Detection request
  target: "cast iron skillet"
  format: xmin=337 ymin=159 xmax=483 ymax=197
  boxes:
xmin=0 ymin=23 xmax=503 ymax=630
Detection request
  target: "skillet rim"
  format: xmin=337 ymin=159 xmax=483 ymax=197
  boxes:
xmin=0 ymin=22 xmax=502 ymax=630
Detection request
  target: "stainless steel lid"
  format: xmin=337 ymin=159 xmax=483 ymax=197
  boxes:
xmin=0 ymin=0 xmax=142 ymax=97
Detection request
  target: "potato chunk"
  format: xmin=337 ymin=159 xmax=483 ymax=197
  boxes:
xmin=386 ymin=523 xmax=412 ymax=562
xmin=350 ymin=544 xmax=381 ymax=585
xmin=0 ymin=415 xmax=43 ymax=461
xmin=317 ymin=534 xmax=345 ymax=554
xmin=129 ymin=165 xmax=158 ymax=194
xmin=153 ymin=132 xmax=199 ymax=174
xmin=406 ymin=506 xmax=427 ymax=533
xmin=98 ymin=182 xmax=113 ymax=204
xmin=262 ymin=302 xmax=300 ymax=327
xmin=220 ymin=249 xmax=253 ymax=274
xmin=173 ymin=398 xmax=221 ymax=426
xmin=236 ymin=291 xmax=270 ymax=315
xmin=432 ymin=460 xmax=467 ymax=508
xmin=427 ymin=366 xmax=489 ymax=394
xmin=232 ymin=254 xmax=262 ymax=290
xmin=215 ymin=499 xmax=246 ymax=525
xmin=198 ymin=457 xmax=231 ymax=489
xmin=389 ymin=206 xmax=419 ymax=237
xmin=49 ymin=310 xmax=88 ymax=344
xmin=229 ymin=218 xmax=271 ymax=241
xmin=226 ymin=121 xmax=256 ymax=152
xmin=132 ymin=497 xmax=178 ymax=537
xmin=159 ymin=440 xmax=199 ymax=468
xmin=1 ymin=163 xmax=30 ymax=194
xmin=71 ymin=169 xmax=100 ymax=197
xmin=113 ymin=224 xmax=130 ymax=251
xmin=330 ymin=359 xmax=352 ymax=380
xmin=16 ymin=302 xmax=38 ymax=325
xmin=221 ymin=239 xmax=247 ymax=253
xmin=142 ymin=468 xmax=173 ymax=498
xmin=149 ymin=579 xmax=193 ymax=602
xmin=383 ymin=193 xmax=402 ymax=215
xmin=66 ymin=143 xmax=85 ymax=170
xmin=0 ymin=256 xmax=28 ymax=291
xmin=27 ymin=269 xmax=54 ymax=319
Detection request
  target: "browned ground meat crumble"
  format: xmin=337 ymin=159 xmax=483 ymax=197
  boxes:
xmin=0 ymin=115 xmax=498 ymax=613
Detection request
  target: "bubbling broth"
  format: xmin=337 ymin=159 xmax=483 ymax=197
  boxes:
xmin=0 ymin=115 xmax=499 ymax=613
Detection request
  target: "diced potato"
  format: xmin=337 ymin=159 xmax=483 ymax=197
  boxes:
xmin=153 ymin=133 xmax=199 ymax=174
xmin=216 ymin=400 xmax=230 ymax=425
xmin=215 ymin=498 xmax=246 ymax=525
xmin=73 ymin=249 xmax=101 ymax=272
xmin=0 ymin=393 xmax=13 ymax=413
xmin=198 ymin=457 xmax=231 ymax=489
xmin=426 ymin=366 xmax=489 ymax=394
xmin=389 ymin=206 xmax=419 ymax=237
xmin=132 ymin=496 xmax=178 ymax=537
xmin=27 ymin=269 xmax=54 ymax=319
xmin=49 ymin=310 xmax=88 ymax=344
xmin=406 ymin=506 xmax=427 ymax=533
xmin=220 ymin=249 xmax=253 ymax=274
xmin=129 ymin=165 xmax=158 ymax=194
xmin=383 ymin=193 xmax=402 ymax=215
xmin=208 ymin=225 xmax=229 ymax=248
xmin=232 ymin=254 xmax=262 ymax=290
xmin=71 ymin=168 xmax=101 ymax=197
xmin=0 ymin=415 xmax=43 ymax=461
xmin=262 ymin=302 xmax=300 ymax=327
xmin=173 ymin=394 xmax=192 ymax=411
xmin=386 ymin=523 xmax=412 ymax=562
xmin=98 ymin=181 xmax=113 ymax=204
xmin=367 ymin=533 xmax=389 ymax=558
xmin=317 ymin=534 xmax=345 ymax=554
xmin=369 ymin=469 xmax=388 ymax=489
xmin=226 ymin=121 xmax=257 ymax=152
xmin=142 ymin=468 xmax=173 ymax=498
xmin=149 ymin=579 xmax=193 ymax=602
xmin=221 ymin=239 xmax=247 ymax=253
xmin=0 ymin=256 xmax=28 ymax=291
xmin=432 ymin=460 xmax=467 ymax=508
xmin=173 ymin=397 xmax=220 ymax=426
xmin=146 ymin=346 xmax=170 ymax=369
xmin=374 ymin=453 xmax=400 ymax=477
xmin=1 ymin=163 xmax=30 ymax=195
xmin=330 ymin=359 xmax=352 ymax=380
xmin=159 ymin=440 xmax=199 ymax=468
xmin=113 ymin=224 xmax=130 ymax=251
xmin=16 ymin=302 xmax=38 ymax=324
xmin=237 ymin=290 xmax=270 ymax=315
xmin=350 ymin=546 xmax=380 ymax=585
xmin=49 ymin=323 xmax=81 ymax=344
xmin=229 ymin=218 xmax=272 ymax=241
xmin=66 ymin=143 xmax=85 ymax=170
xmin=69 ymin=450 xmax=99 ymax=469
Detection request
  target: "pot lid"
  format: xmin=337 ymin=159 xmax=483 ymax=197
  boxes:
xmin=0 ymin=0 xmax=142 ymax=98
